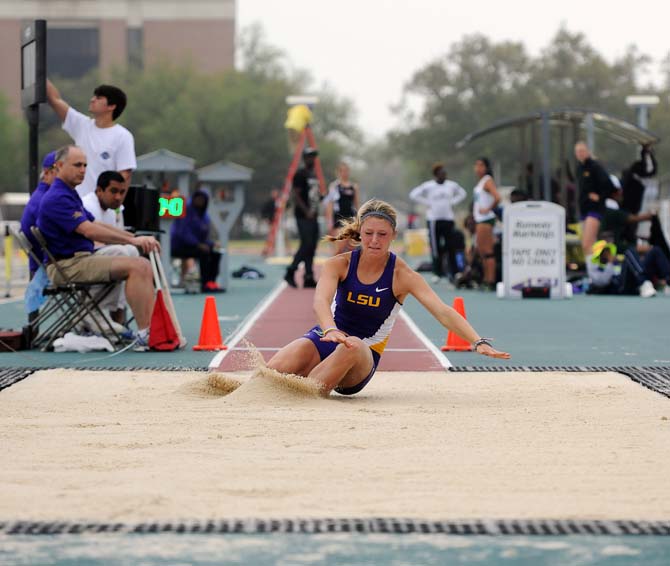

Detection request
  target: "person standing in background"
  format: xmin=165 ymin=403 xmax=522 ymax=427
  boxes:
xmin=410 ymin=163 xmax=467 ymax=283
xmin=325 ymin=162 xmax=360 ymax=255
xmin=285 ymin=147 xmax=323 ymax=288
xmin=45 ymin=79 xmax=136 ymax=198
xmin=574 ymin=141 xmax=613 ymax=257
xmin=472 ymin=157 xmax=502 ymax=291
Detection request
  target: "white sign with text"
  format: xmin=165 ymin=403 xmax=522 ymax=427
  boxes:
xmin=502 ymin=201 xmax=566 ymax=299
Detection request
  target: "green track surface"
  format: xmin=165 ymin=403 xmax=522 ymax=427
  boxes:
xmin=0 ymin=251 xmax=667 ymax=369
xmin=0 ymin=254 xmax=280 ymax=369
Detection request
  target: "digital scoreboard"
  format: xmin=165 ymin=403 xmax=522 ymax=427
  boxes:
xmin=159 ymin=196 xmax=186 ymax=219
xmin=21 ymin=20 xmax=46 ymax=109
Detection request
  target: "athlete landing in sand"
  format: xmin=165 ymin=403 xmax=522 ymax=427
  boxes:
xmin=267 ymin=199 xmax=510 ymax=395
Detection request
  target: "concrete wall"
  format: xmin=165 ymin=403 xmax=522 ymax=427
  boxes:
xmin=0 ymin=1 xmax=236 ymax=115
xmin=98 ymin=19 xmax=127 ymax=78
xmin=0 ymin=19 xmax=22 ymax=113
xmin=143 ymin=19 xmax=235 ymax=72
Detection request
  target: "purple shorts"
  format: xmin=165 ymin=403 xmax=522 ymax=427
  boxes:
xmin=303 ymin=326 xmax=380 ymax=395
xmin=580 ymin=200 xmax=604 ymax=222
xmin=581 ymin=210 xmax=603 ymax=221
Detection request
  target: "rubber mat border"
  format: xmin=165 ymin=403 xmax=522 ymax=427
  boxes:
xmin=0 ymin=367 xmax=36 ymax=391
xmin=2 ymin=366 xmax=670 ymax=399
xmin=1 ymin=518 xmax=669 ymax=536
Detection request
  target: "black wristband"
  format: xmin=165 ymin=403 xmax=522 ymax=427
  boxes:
xmin=472 ymin=338 xmax=492 ymax=351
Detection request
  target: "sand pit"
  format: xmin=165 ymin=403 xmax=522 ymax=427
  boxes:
xmin=1 ymin=368 xmax=669 ymax=522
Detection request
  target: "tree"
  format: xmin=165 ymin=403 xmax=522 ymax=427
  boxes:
xmin=0 ymin=95 xmax=26 ymax=193
xmin=389 ymin=27 xmax=669 ymax=193
xmin=33 ymin=25 xmax=361 ymax=216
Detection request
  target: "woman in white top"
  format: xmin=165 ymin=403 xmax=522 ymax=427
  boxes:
xmin=472 ymin=157 xmax=502 ymax=290
xmin=325 ymin=162 xmax=360 ymax=255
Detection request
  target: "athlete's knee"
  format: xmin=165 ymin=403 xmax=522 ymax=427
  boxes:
xmin=269 ymin=339 xmax=318 ymax=374
xmin=338 ymin=337 xmax=367 ymax=358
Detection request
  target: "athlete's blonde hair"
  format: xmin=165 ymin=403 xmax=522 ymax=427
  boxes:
xmin=325 ymin=198 xmax=397 ymax=243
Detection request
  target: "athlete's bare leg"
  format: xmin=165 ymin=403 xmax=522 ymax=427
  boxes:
xmin=266 ymin=338 xmax=321 ymax=377
xmin=307 ymin=337 xmax=374 ymax=394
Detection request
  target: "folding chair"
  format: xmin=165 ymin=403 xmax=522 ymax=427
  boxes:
xmin=29 ymin=226 xmax=123 ymax=350
xmin=10 ymin=228 xmax=74 ymax=349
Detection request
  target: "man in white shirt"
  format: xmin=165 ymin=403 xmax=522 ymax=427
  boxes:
xmin=46 ymin=79 xmax=136 ymax=198
xmin=82 ymin=171 xmax=140 ymax=325
xmin=409 ymin=163 xmax=467 ymax=283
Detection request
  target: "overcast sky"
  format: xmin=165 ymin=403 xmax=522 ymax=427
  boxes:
xmin=237 ymin=0 xmax=670 ymax=140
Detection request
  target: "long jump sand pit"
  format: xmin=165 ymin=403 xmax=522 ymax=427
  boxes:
xmin=1 ymin=368 xmax=669 ymax=522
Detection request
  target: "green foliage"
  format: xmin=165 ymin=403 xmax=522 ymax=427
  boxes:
xmin=356 ymin=142 xmax=410 ymax=208
xmin=389 ymin=27 xmax=669 ymax=193
xmin=29 ymin=25 xmax=361 ymax=213
xmin=0 ymin=94 xmax=26 ymax=192
xmin=4 ymin=24 xmax=669 ymax=212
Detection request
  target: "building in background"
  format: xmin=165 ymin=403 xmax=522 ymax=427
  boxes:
xmin=0 ymin=0 xmax=235 ymax=113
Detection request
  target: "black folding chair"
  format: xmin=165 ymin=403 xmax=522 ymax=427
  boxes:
xmin=29 ymin=226 xmax=123 ymax=350
xmin=10 ymin=228 xmax=76 ymax=349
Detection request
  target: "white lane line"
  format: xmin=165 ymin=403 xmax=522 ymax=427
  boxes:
xmin=228 ymin=347 xmax=431 ymax=352
xmin=209 ymin=284 xmax=452 ymax=370
xmin=398 ymin=310 xmax=452 ymax=369
xmin=208 ymin=281 xmax=287 ymax=369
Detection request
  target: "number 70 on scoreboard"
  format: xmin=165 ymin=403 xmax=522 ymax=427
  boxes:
xmin=159 ymin=196 xmax=186 ymax=219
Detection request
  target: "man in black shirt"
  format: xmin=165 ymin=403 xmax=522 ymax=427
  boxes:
xmin=285 ymin=147 xmax=322 ymax=288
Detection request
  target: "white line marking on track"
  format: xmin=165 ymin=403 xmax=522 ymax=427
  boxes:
xmin=208 ymin=281 xmax=287 ymax=369
xmin=398 ymin=310 xmax=452 ymax=369
xmin=209 ymin=283 xmax=452 ymax=370
xmin=227 ymin=347 xmax=431 ymax=352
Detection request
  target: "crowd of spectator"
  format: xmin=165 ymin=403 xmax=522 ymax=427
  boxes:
xmin=402 ymin=142 xmax=668 ymax=298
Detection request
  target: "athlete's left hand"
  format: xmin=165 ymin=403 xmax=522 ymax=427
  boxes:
xmin=475 ymin=343 xmax=511 ymax=359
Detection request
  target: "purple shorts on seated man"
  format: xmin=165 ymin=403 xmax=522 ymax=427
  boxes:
xmin=302 ymin=326 xmax=381 ymax=395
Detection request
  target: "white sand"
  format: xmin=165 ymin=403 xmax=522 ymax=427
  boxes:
xmin=1 ymin=368 xmax=669 ymax=522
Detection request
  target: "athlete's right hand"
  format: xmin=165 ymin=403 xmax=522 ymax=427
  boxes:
xmin=320 ymin=329 xmax=354 ymax=348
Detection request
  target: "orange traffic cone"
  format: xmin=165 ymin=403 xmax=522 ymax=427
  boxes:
xmin=193 ymin=296 xmax=228 ymax=351
xmin=441 ymin=296 xmax=472 ymax=352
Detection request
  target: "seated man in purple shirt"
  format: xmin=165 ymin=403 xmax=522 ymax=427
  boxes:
xmin=36 ymin=145 xmax=160 ymax=348
xmin=20 ymin=151 xmax=57 ymax=275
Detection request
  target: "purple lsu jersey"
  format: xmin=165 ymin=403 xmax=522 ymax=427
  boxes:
xmin=332 ymin=249 xmax=402 ymax=356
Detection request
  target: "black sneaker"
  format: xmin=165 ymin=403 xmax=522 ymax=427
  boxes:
xmin=284 ymin=270 xmax=297 ymax=288
xmin=303 ymin=276 xmax=317 ymax=288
